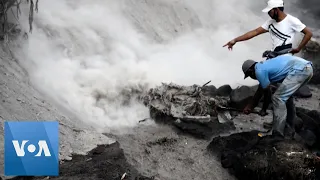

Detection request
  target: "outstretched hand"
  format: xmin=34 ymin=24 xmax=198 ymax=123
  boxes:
xmin=223 ymin=40 xmax=236 ymax=50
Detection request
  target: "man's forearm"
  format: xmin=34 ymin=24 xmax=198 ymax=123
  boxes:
xmin=248 ymin=86 xmax=263 ymax=109
xmin=233 ymin=27 xmax=267 ymax=43
xmin=234 ymin=30 xmax=257 ymax=42
xmin=262 ymin=88 xmax=272 ymax=110
xmin=297 ymin=31 xmax=313 ymax=51
xmin=248 ymin=86 xmax=264 ymax=109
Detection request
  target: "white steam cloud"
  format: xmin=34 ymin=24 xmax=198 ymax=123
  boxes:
xmin=13 ymin=0 xmax=278 ymax=131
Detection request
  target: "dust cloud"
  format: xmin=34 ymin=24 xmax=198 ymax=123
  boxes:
xmin=10 ymin=0 xmax=306 ymax=131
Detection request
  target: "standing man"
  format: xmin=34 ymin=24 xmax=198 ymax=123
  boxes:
xmin=223 ymin=0 xmax=313 ymax=55
xmin=241 ymin=56 xmax=313 ymax=137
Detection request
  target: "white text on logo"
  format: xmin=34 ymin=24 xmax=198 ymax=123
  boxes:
xmin=12 ymin=140 xmax=51 ymax=157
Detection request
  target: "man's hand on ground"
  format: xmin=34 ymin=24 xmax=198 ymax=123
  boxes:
xmin=259 ymin=109 xmax=268 ymax=116
xmin=223 ymin=40 xmax=236 ymax=50
xmin=243 ymin=105 xmax=252 ymax=115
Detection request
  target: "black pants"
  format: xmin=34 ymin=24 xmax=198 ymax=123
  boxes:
xmin=286 ymin=96 xmax=296 ymax=128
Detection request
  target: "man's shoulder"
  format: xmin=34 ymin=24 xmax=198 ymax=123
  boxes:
xmin=256 ymin=58 xmax=282 ymax=69
xmin=263 ymin=18 xmax=276 ymax=25
xmin=286 ymin=14 xmax=302 ymax=22
xmin=255 ymin=61 xmax=267 ymax=70
xmin=285 ymin=14 xmax=306 ymax=31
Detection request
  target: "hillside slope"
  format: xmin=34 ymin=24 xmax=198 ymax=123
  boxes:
xmin=0 ymin=43 xmax=114 ymax=178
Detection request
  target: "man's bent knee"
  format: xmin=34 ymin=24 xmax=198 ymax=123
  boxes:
xmin=272 ymin=94 xmax=285 ymax=107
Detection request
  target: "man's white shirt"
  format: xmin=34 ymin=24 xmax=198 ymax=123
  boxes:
xmin=261 ymin=14 xmax=306 ymax=50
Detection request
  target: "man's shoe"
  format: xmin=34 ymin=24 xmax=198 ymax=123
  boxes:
xmin=271 ymin=130 xmax=285 ymax=140
xmin=263 ymin=122 xmax=273 ymax=130
xmin=257 ymin=129 xmax=273 ymax=137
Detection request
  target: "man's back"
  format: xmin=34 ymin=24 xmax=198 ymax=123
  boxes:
xmin=255 ymin=55 xmax=311 ymax=88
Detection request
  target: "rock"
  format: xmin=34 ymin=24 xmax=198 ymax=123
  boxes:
xmin=296 ymin=107 xmax=311 ymax=115
xmin=64 ymin=156 xmax=72 ymax=161
xmin=229 ymin=85 xmax=258 ymax=109
xmin=299 ymin=130 xmax=317 ymax=147
xmin=296 ymin=108 xmax=320 ymax=135
xmin=306 ymin=110 xmax=320 ymax=124
xmin=305 ymin=39 xmax=320 ymax=53
xmin=9 ymin=142 xmax=152 ymax=180
xmin=301 ymin=39 xmax=320 ymax=84
xmin=201 ymin=85 xmax=217 ymax=97
xmin=207 ymin=131 xmax=320 ymax=180
xmin=173 ymin=117 xmax=235 ymax=139
xmin=294 ymin=116 xmax=304 ymax=132
xmin=293 ymin=85 xmax=312 ymax=98
xmin=216 ymin=84 xmax=232 ymax=97
xmin=310 ymin=64 xmax=320 ymax=84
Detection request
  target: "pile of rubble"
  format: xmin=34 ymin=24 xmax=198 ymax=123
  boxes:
xmin=141 ymin=82 xmax=235 ymax=138
xmin=142 ymin=82 xmax=229 ymax=119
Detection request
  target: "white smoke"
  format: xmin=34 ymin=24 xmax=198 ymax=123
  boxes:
xmin=12 ymin=0 xmax=277 ymax=131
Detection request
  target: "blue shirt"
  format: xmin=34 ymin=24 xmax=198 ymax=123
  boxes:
xmin=255 ymin=55 xmax=312 ymax=89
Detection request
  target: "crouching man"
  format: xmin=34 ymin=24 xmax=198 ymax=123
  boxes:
xmin=241 ymin=55 xmax=313 ymax=137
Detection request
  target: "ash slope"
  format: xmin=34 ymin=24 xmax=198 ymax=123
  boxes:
xmin=0 ymin=43 xmax=114 ymax=179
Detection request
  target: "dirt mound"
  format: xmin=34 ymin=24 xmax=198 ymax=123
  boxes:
xmin=9 ymin=142 xmax=153 ymax=180
xmin=207 ymin=107 xmax=320 ymax=180
xmin=295 ymin=107 xmax=320 ymax=148
xmin=207 ymin=131 xmax=320 ymax=180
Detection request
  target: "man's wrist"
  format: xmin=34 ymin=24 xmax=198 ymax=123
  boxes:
xmin=261 ymin=108 xmax=267 ymax=112
xmin=297 ymin=46 xmax=302 ymax=51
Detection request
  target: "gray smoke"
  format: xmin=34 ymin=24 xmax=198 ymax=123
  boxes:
xmin=284 ymin=0 xmax=320 ymax=29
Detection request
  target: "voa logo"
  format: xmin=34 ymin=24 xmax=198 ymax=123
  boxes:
xmin=12 ymin=140 xmax=51 ymax=157
xmin=5 ymin=121 xmax=59 ymax=176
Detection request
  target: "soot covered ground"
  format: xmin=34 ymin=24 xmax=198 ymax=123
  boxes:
xmin=9 ymin=142 xmax=153 ymax=180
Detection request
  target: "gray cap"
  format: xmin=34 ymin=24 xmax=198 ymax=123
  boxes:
xmin=242 ymin=59 xmax=257 ymax=79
